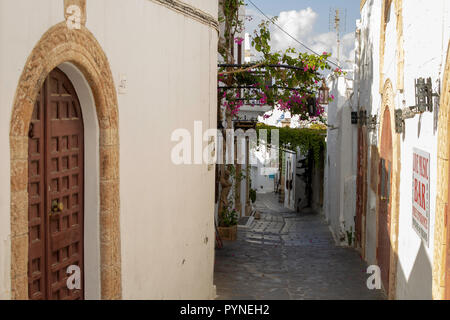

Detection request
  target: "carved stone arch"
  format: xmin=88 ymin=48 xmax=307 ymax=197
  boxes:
xmin=433 ymin=42 xmax=450 ymax=300
xmin=377 ymin=79 xmax=401 ymax=299
xmin=10 ymin=22 xmax=121 ymax=299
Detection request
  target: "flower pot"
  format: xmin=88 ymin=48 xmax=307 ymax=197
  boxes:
xmin=217 ymin=225 xmax=237 ymax=241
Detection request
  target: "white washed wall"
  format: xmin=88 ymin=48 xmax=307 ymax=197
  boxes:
xmin=0 ymin=0 xmax=218 ymax=299
xmin=358 ymin=0 xmax=382 ymax=267
xmin=325 ymin=75 xmax=356 ymax=244
xmin=393 ymin=0 xmax=449 ymax=300
xmin=359 ymin=0 xmax=449 ymax=299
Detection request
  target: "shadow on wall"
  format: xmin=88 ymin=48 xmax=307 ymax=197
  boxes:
xmin=362 ymin=0 xmax=432 ymax=300
xmin=359 ymin=0 xmax=377 ymax=266
xmin=371 ymin=145 xmax=432 ymax=299
xmin=395 ymin=242 xmax=433 ymax=299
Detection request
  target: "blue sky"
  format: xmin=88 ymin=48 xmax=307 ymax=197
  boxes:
xmin=244 ymin=0 xmax=362 ymax=67
xmin=245 ymin=0 xmax=361 ymax=34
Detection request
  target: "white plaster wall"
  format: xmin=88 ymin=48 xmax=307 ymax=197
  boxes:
xmin=239 ymin=141 xmax=249 ymax=217
xmin=181 ymin=0 xmax=216 ymax=18
xmin=250 ymin=144 xmax=276 ymax=194
xmin=325 ymin=100 xmax=340 ymax=240
xmin=359 ymin=0 xmax=449 ymax=299
xmin=340 ymin=89 xmax=357 ymax=242
xmin=392 ymin=0 xmax=449 ymax=300
xmin=325 ymin=76 xmax=355 ymax=244
xmin=359 ymin=0 xmax=382 ymax=267
xmin=0 ymin=0 xmax=64 ymax=300
xmin=252 ymin=166 xmax=275 ymax=194
xmin=0 ymin=0 xmax=218 ymax=299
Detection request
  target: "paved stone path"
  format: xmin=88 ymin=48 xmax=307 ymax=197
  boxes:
xmin=214 ymin=193 xmax=386 ymax=300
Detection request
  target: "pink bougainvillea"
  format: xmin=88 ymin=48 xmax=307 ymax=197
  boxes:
xmin=234 ymin=37 xmax=244 ymax=45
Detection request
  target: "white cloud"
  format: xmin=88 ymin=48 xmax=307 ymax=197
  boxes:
xmin=245 ymin=7 xmax=355 ymax=69
xmin=271 ymin=8 xmax=317 ymax=51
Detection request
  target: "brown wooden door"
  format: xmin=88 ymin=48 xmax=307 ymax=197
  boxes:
xmin=377 ymin=157 xmax=392 ymax=294
xmin=28 ymin=68 xmax=84 ymax=300
xmin=355 ymin=126 xmax=366 ymax=248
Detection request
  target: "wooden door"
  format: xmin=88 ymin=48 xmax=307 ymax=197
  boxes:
xmin=377 ymin=158 xmax=392 ymax=293
xmin=28 ymin=68 xmax=84 ymax=300
xmin=355 ymin=126 xmax=366 ymax=248
xmin=377 ymin=108 xmax=393 ymax=295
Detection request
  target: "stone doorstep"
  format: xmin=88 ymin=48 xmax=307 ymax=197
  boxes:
xmin=237 ymin=215 xmax=255 ymax=230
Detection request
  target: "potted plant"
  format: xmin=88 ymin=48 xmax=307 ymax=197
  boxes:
xmin=218 ymin=205 xmax=238 ymax=241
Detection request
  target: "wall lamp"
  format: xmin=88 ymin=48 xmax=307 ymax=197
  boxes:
xmin=394 ymin=77 xmax=440 ymax=133
xmin=351 ymin=110 xmax=377 ymax=130
xmin=317 ymin=78 xmax=330 ymax=105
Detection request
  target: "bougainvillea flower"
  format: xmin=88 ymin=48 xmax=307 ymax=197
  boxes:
xmin=234 ymin=37 xmax=244 ymax=45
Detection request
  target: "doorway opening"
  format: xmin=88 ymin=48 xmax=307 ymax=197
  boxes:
xmin=27 ymin=68 xmax=85 ymax=300
xmin=377 ymin=107 xmax=393 ymax=294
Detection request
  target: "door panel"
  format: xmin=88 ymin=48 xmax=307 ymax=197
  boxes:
xmin=28 ymin=90 xmax=46 ymax=300
xmin=377 ymin=158 xmax=391 ymax=293
xmin=355 ymin=127 xmax=367 ymax=249
xmin=28 ymin=68 xmax=84 ymax=300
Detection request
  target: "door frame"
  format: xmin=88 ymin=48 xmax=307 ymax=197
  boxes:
xmin=9 ymin=22 xmax=121 ymax=299
xmin=376 ymin=79 xmax=401 ymax=300
xmin=432 ymin=41 xmax=450 ymax=300
xmin=377 ymin=113 xmax=392 ymax=294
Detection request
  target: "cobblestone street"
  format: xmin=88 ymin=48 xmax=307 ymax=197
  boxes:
xmin=214 ymin=193 xmax=386 ymax=300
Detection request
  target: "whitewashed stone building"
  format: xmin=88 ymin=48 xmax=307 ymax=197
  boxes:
xmin=324 ymin=72 xmax=358 ymax=246
xmin=0 ymin=0 xmax=218 ymax=300
xmin=326 ymin=0 xmax=450 ymax=299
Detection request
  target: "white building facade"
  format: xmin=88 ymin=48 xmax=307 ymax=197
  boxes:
xmin=0 ymin=0 xmax=218 ymax=300
xmin=324 ymin=73 xmax=358 ymax=245
xmin=326 ymin=0 xmax=450 ymax=299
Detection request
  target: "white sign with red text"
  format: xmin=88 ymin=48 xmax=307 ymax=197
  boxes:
xmin=412 ymin=148 xmax=430 ymax=247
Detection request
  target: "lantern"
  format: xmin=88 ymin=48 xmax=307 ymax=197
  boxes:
xmin=414 ymin=77 xmax=433 ymax=112
xmin=318 ymin=78 xmax=330 ymax=105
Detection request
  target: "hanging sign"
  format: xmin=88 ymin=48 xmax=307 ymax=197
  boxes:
xmin=412 ymin=147 xmax=430 ymax=247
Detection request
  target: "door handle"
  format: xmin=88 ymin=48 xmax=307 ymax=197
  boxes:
xmin=28 ymin=123 xmax=35 ymax=139
xmin=49 ymin=200 xmax=64 ymax=216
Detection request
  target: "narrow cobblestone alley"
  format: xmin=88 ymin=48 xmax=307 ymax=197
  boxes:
xmin=214 ymin=193 xmax=385 ymax=300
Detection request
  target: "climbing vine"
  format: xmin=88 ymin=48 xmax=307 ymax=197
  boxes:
xmin=256 ymin=124 xmax=326 ymax=164
xmin=216 ymin=0 xmax=338 ymax=226
xmin=218 ymin=17 xmax=343 ymax=120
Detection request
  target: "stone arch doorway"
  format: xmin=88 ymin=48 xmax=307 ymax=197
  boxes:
xmin=433 ymin=42 xmax=450 ymax=300
xmin=377 ymin=79 xmax=401 ymax=299
xmin=10 ymin=22 xmax=121 ymax=300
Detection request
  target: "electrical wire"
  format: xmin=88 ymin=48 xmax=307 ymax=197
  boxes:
xmin=247 ymin=0 xmax=341 ymax=68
